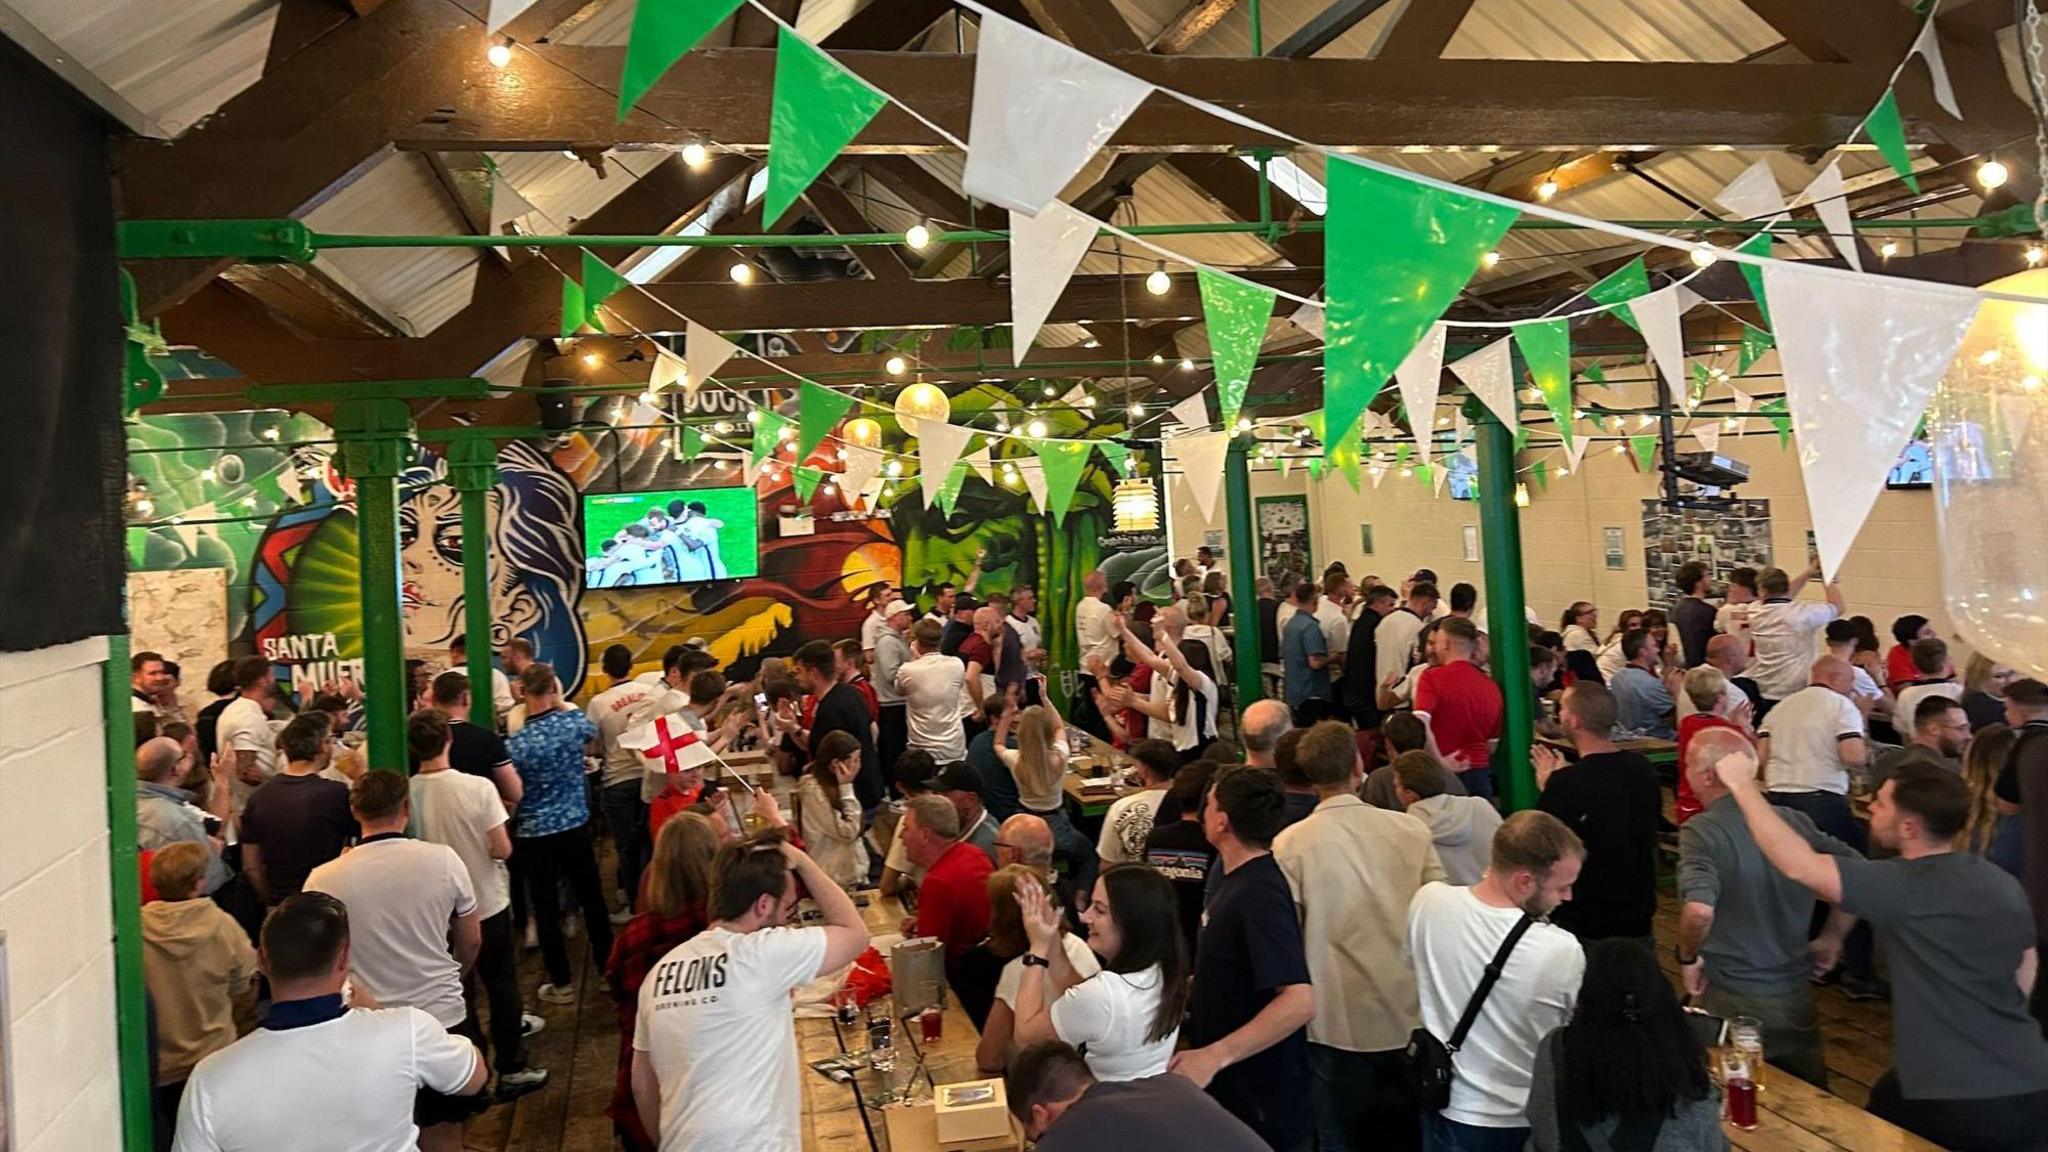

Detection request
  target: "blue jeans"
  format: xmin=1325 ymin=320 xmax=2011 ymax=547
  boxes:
xmin=1421 ymin=1113 xmax=1527 ymax=1152
xmin=599 ymin=780 xmax=649 ymax=903
xmin=1458 ymin=766 xmax=1496 ymax=801
xmin=1311 ymin=1044 xmax=1416 ymax=1152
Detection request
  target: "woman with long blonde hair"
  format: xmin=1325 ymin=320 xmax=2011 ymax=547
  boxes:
xmin=993 ymin=702 xmax=1096 ymax=911
xmin=605 ymin=812 xmax=719 ymax=1152
xmin=1962 ymin=653 xmax=2019 ymax=732
xmin=1960 ymin=723 xmax=2023 ymax=877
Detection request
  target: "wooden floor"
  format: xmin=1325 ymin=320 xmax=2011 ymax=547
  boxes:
xmin=469 ymin=841 xmax=1899 ymax=1150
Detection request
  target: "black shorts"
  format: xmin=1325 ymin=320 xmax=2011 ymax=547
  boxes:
xmin=414 ymin=1015 xmax=489 ymax=1127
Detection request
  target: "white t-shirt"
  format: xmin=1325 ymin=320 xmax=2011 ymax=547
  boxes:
xmin=1849 ymin=664 xmax=1885 ymax=707
xmin=1747 ymin=599 xmax=1839 ymax=700
xmin=304 ymin=838 xmax=477 ymax=1026
xmin=1758 ymin=685 xmax=1864 ymax=795
xmin=635 ymin=925 xmax=828 ymax=1152
xmin=1075 ymin=598 xmax=1118 ymax=666
xmin=589 ymin=679 xmax=659 ymax=788
xmin=1375 ymin=610 xmax=1428 ymax=687
xmin=409 ymin=770 xmax=511 ymax=920
xmin=449 ymin=665 xmax=516 ymax=717
xmin=1161 ymin=670 xmax=1219 ymax=753
xmin=1313 ymin=601 xmax=1350 ymax=672
xmin=1714 ymin=601 xmax=1754 ymax=645
xmin=897 ymin=653 xmax=966 ymax=763
xmin=1895 ymin=681 xmax=1964 ymax=725
xmin=1097 ymin=788 xmax=1166 ymax=865
xmin=1560 ymin=625 xmax=1600 ymax=655
xmin=1675 ymin=679 xmax=1748 ymax=721
xmin=1048 ymin=965 xmax=1178 ymax=1082
xmin=1007 ymin=613 xmax=1043 ymax=655
xmin=995 ymin=933 xmax=1101 ymax=1008
xmin=1406 ymin=883 xmax=1584 ymax=1128
xmin=174 ymin=1006 xmax=479 ymax=1152
xmin=861 ymin=610 xmax=890 ymax=655
xmin=216 ymin=696 xmax=281 ymax=813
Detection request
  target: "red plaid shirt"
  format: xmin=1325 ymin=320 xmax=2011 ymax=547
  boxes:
xmin=604 ymin=907 xmax=707 ymax=1151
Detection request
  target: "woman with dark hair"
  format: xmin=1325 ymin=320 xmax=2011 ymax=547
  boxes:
xmin=975 ymin=864 xmax=1101 ymax=1074
xmin=794 ymin=729 xmax=868 ymax=890
xmin=1010 ymin=863 xmax=1188 ymax=1081
xmin=1113 ymin=617 xmax=1220 ymax=763
xmin=1525 ymin=939 xmax=1725 ymax=1152
xmin=604 ymin=812 xmax=719 ymax=1152
xmin=1202 ymin=570 xmax=1233 ymax=631
xmin=1960 ymin=724 xmax=2024 ymax=878
xmin=1886 ymin=614 xmax=1940 ymax=690
xmin=1595 ymin=610 xmax=1646 ymax=682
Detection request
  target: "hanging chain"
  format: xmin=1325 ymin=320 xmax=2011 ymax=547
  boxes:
xmin=2021 ymin=0 xmax=2048 ymax=233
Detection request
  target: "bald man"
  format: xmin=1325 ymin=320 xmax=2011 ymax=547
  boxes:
xmin=962 ymin=606 xmax=1005 ymax=714
xmin=1756 ymin=655 xmax=1881 ymax=996
xmin=136 ymin=737 xmax=232 ymax=895
xmin=1680 ymin=634 xmax=1759 ymax=720
xmin=997 ymin=813 xmax=1054 ymax=871
xmin=1239 ymin=700 xmax=1292 ymax=771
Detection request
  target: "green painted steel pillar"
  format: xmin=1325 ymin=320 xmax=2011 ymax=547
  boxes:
xmin=103 ymin=634 xmax=153 ymax=1152
xmin=1223 ymin=438 xmax=1265 ymax=706
xmin=335 ymin=398 xmax=415 ymax=773
xmin=1470 ymin=400 xmax=1537 ymax=811
xmin=446 ymin=438 xmax=500 ymax=730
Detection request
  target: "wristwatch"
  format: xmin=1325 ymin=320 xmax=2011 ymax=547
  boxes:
xmin=1021 ymin=953 xmax=1051 ymax=969
xmin=1675 ymin=948 xmax=1700 ymax=967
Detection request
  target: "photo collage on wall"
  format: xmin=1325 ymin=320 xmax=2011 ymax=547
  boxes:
xmin=1639 ymin=499 xmax=1774 ymax=610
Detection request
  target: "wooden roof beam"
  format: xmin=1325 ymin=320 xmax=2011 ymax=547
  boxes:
xmin=1374 ymin=0 xmax=1475 ymax=59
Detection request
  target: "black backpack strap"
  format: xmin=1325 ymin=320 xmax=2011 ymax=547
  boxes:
xmin=1447 ymin=914 xmax=1535 ymax=1052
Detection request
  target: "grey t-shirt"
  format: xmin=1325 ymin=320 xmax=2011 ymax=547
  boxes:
xmin=1837 ymin=852 xmax=2048 ymax=1099
xmin=1035 ymin=1074 xmax=1269 ymax=1152
xmin=1677 ymin=796 xmax=1858 ymax=994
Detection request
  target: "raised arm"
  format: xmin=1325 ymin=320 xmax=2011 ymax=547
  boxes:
xmin=1114 ymin=614 xmax=1170 ymax=676
xmin=782 ymin=842 xmax=869 ymax=976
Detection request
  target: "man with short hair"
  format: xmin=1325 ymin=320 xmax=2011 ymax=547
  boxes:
xmin=1007 ymin=584 xmax=1045 ymax=668
xmin=794 ymin=639 xmax=882 ymax=811
xmin=1747 ymin=562 xmax=1844 ymax=707
xmin=925 ymin=581 xmax=958 ymax=627
xmin=1894 ymin=637 xmax=1965 ymax=723
xmin=1407 ymin=812 xmax=1588 ymax=1149
xmin=214 ymin=655 xmax=282 ymax=815
xmin=304 ymin=771 xmax=483 ymax=1147
xmin=1393 ymin=752 xmax=1501 ymax=886
xmin=408 ymin=710 xmax=546 ymax=1098
xmin=172 ymin=892 xmax=488 ymax=1152
xmin=1005 ymin=1040 xmax=1267 ymax=1151
xmin=1375 ymin=582 xmax=1438 ymax=688
xmin=936 ymin=762 xmax=1000 ymax=863
xmin=631 ymin=837 xmax=870 ymax=1150
xmin=137 ymin=736 xmax=231 ymax=896
xmin=588 ymin=644 xmax=659 ymax=916
xmin=1098 ymin=739 xmax=1180 ymax=865
xmin=1414 ymin=616 xmax=1505 ymax=796
xmin=1994 ymin=677 xmax=2048 ymax=1033
xmin=861 ymin=585 xmax=899 ymax=658
xmin=1822 ymin=621 xmax=1887 ymax=717
xmin=1281 ymin=581 xmax=1333 ymax=714
xmin=1715 ymin=566 xmax=1761 ymax=644
xmin=448 ymin=634 xmax=516 ymax=719
xmin=1875 ymin=696 xmax=1971 ymax=782
xmin=1608 ymin=629 xmax=1679 ymax=739
xmin=1143 ymin=762 xmax=1219 ymax=965
xmin=1716 ymin=752 xmax=2048 ymax=1149
xmin=1175 ymin=767 xmax=1317 ymax=1151
xmin=132 ymin=650 xmax=175 ymax=716
xmin=898 ymin=794 xmax=994 ymax=971
xmin=959 ymin=605 xmax=1005 ymax=716
xmin=1679 ymin=634 xmax=1759 ymax=720
xmin=505 ymin=663 xmax=613 ymax=1005
xmin=1342 ymin=585 xmax=1401 ymax=729
xmin=1276 ymin=724 xmax=1443 ymax=1151
xmin=1670 ymin=561 xmax=1718 ymax=669
xmin=872 ymin=598 xmax=917 ymax=782
xmin=428 ymin=672 xmax=523 ymax=809
xmin=239 ymin=711 xmax=355 ymax=905
xmin=1531 ymin=683 xmax=1660 ymax=943
xmin=897 ymin=618 xmax=967 ymax=765
xmin=1676 ymin=726 xmax=1856 ymax=1089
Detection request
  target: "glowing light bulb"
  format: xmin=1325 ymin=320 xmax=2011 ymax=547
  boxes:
xmin=885 ymin=355 xmax=908 ymax=376
xmin=714 ymin=421 xmax=731 ymax=434
xmin=1514 ymin=483 xmax=1531 ymax=508
xmin=822 ymin=482 xmax=836 ymax=495
xmin=1235 ymin=417 xmax=1252 ymax=433
xmin=261 ymin=428 xmax=280 ymax=441
xmin=582 ymin=352 xmax=602 ymax=368
xmin=1180 ymin=358 xmax=1195 ymax=371
xmin=1129 ymin=402 xmax=1145 ymax=417
xmin=777 ymin=425 xmax=794 ymax=441
xmin=905 ymin=223 xmax=931 ymax=251
xmin=884 ymin=460 xmax=903 ymax=477
xmin=1880 ymin=240 xmax=1900 ymax=259
xmin=1689 ymin=245 xmax=1718 ymax=268
xmin=1026 ymin=418 xmax=1048 ymax=438
xmin=1536 ymin=179 xmax=1559 ymax=200
xmin=1557 ymin=466 xmax=1571 ymax=477
xmin=1483 ymin=250 xmax=1502 ymax=268
xmin=1979 ymin=159 xmax=2009 ymax=191
xmin=729 ymin=262 xmax=754 ymax=284
xmin=1145 ymin=263 xmax=1171 ymax=295
xmin=995 ymin=416 xmax=1010 ymax=432
xmin=486 ymin=40 xmax=512 ymax=68
xmin=2029 ymin=245 xmax=2045 ymax=267
xmin=1979 ymin=348 xmax=2003 ymax=366
xmin=1150 ymin=352 xmax=1165 ymax=365
xmin=681 ymin=143 xmax=709 ymax=168
xmin=2025 ymin=375 xmax=2045 ymax=394
xmin=1724 ymin=416 xmax=1740 ymax=431
xmin=745 ymin=410 xmax=760 ymax=424
xmin=1637 ymin=414 xmax=1655 ymax=429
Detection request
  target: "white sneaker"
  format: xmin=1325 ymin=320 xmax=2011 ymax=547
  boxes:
xmin=497 ymin=1066 xmax=549 ymax=1099
xmin=535 ymin=983 xmax=576 ymax=1005
xmin=608 ymin=908 xmax=633 ymax=925
xmin=521 ymin=1013 xmax=546 ymax=1038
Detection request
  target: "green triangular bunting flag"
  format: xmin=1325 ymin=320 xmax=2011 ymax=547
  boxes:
xmin=751 ymin=410 xmax=792 ymax=465
xmin=1197 ymin=267 xmax=1276 ymax=430
xmin=1737 ymin=324 xmax=1775 ymax=375
xmin=1330 ymin=439 xmax=1361 ymax=491
xmin=581 ymin=251 xmax=629 ymax=333
xmin=1630 ymin=434 xmax=1658 ymax=471
xmin=765 ymin=27 xmax=887 ymax=227
xmin=1862 ymin=88 xmax=1920 ymax=194
xmin=679 ymin=425 xmax=705 ymax=461
xmin=1514 ymin=426 xmax=1530 ymax=453
xmin=797 ymin=381 xmax=855 ymax=461
xmin=1516 ymin=320 xmax=1575 ymax=451
xmin=1762 ymin=398 xmax=1792 ymax=447
xmin=560 ymin=277 xmax=586 ymax=339
xmin=1096 ymin=440 xmax=1129 ymax=477
xmin=1323 ymin=158 xmax=1518 ymax=455
xmin=1735 ymin=232 xmax=1773 ymax=329
xmin=1031 ymin=440 xmax=1092 ymax=526
xmin=1580 ymin=362 xmax=1606 ymax=386
xmin=1586 ymin=257 xmax=1652 ymax=333
xmin=1395 ymin=442 xmax=1412 ymax=468
xmin=1532 ymin=460 xmax=1548 ymax=491
xmin=1306 ymin=458 xmax=1326 ymax=481
xmin=935 ymin=462 xmax=969 ymax=517
xmin=1415 ymin=462 xmax=1435 ymax=490
xmin=793 ymin=465 xmax=824 ymax=503
xmin=618 ymin=0 xmax=744 ymax=119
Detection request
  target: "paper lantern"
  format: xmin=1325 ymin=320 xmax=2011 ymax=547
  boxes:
xmin=893 ymin=382 xmax=950 ymax=428
xmin=1931 ymin=268 xmax=2048 ymax=678
xmin=843 ymin=417 xmax=883 ymax=448
xmin=1112 ymin=478 xmax=1160 ymax=533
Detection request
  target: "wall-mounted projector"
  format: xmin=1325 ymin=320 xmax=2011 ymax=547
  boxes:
xmin=1668 ymin=451 xmax=1750 ymax=489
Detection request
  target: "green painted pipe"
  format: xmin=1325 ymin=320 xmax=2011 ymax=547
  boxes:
xmin=335 ymin=398 xmax=415 ymax=773
xmin=447 ymin=440 xmax=501 ymax=731
xmin=1472 ymin=403 xmax=1538 ymax=812
xmin=1223 ymin=438 xmax=1266 ymax=707
xmin=103 ymin=634 xmax=155 ymax=1152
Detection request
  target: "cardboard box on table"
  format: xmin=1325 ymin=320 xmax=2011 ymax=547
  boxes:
xmin=882 ymin=1078 xmax=1022 ymax=1151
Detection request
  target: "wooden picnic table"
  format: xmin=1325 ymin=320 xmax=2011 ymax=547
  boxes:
xmin=1061 ymin=752 xmax=1145 ymax=817
xmin=1723 ymin=1065 xmax=1941 ymax=1152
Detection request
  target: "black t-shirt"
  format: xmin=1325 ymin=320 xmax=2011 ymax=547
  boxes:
xmin=447 ymin=720 xmax=512 ymax=782
xmin=1185 ymin=852 xmax=1312 ymax=1149
xmin=1036 ymin=1075 xmax=1270 ymax=1152
xmin=1671 ymin=596 xmax=1718 ymax=669
xmin=1538 ymin=750 xmax=1661 ymax=940
xmin=994 ymin=624 xmax=1028 ymax=693
xmin=813 ymin=682 xmax=881 ymax=810
xmin=1994 ymin=721 xmax=2048 ymax=933
xmin=238 ymin=773 xmax=356 ymax=903
xmin=1341 ymin=608 xmax=1385 ymax=723
xmin=1255 ymin=596 xmax=1281 ymax=664
xmin=195 ymin=696 xmax=232 ymax=762
xmin=1142 ymin=819 xmax=1216 ymax=964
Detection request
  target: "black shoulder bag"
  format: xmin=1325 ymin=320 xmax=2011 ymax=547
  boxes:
xmin=1407 ymin=913 xmax=1535 ymax=1113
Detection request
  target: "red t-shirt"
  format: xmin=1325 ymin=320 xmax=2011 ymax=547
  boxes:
xmin=1675 ymin=714 xmax=1749 ymax=824
xmin=958 ymin=633 xmax=995 ymax=675
xmin=913 ymin=840 xmax=994 ymax=960
xmin=1413 ymin=659 xmax=1504 ymax=770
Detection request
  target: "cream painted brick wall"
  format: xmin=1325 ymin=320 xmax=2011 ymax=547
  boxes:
xmin=0 ymin=637 xmax=123 ymax=1152
xmin=1168 ymin=429 xmax=1964 ymax=659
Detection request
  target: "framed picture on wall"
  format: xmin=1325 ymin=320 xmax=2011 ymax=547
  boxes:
xmin=1360 ymin=524 xmax=1374 ymax=555
xmin=1603 ymin=526 xmax=1628 ymax=570
xmin=1255 ymin=495 xmax=1314 ymax=577
xmin=1461 ymin=524 xmax=1480 ymax=563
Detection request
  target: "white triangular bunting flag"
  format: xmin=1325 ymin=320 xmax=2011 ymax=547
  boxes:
xmin=964 ymin=445 xmax=994 ymax=485
xmin=487 ymin=0 xmax=539 ymax=33
xmin=1290 ymin=299 xmax=1326 ymax=340
xmin=1631 ymin=286 xmax=1690 ymax=409
xmin=1693 ymin=421 xmax=1721 ymax=455
xmin=1795 ymin=161 xmax=1861 ymax=272
xmin=1009 ymin=200 xmax=1100 ymax=363
xmin=1912 ymin=21 xmax=1962 ymax=119
xmin=1170 ymin=392 xmax=1210 ymax=431
xmin=1453 ymin=408 xmax=1472 ymax=450
xmin=2001 ymin=394 xmax=2036 ymax=451
xmin=1169 ymin=431 xmax=1232 ymax=522
xmin=1560 ymin=427 xmax=1589 ymax=474
xmin=1369 ymin=466 xmax=1385 ymax=489
xmin=1395 ymin=322 xmax=1448 ymax=464
xmin=172 ymin=521 xmax=201 ymax=554
xmin=912 ymin=419 xmax=975 ymax=509
xmin=1449 ymin=337 xmax=1517 ymax=441
xmin=1014 ymin=457 xmax=1049 ymax=512
xmin=840 ymin=444 xmax=883 ymax=498
xmin=649 ymin=347 xmax=687 ymax=392
xmin=1672 ymin=285 xmax=1705 ymax=315
xmin=685 ymin=320 xmax=740 ymax=396
xmin=1759 ymin=264 xmax=1978 ymax=578
xmin=1432 ymin=463 xmax=1448 ymax=497
xmin=488 ymin=172 xmax=538 ymax=260
xmin=1716 ymin=160 xmax=1788 ymax=222
xmin=963 ymin=11 xmax=1155 ymax=216
xmin=1730 ymin=388 xmax=1754 ymax=414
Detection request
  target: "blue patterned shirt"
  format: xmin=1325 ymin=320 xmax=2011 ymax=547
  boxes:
xmin=507 ymin=707 xmax=598 ymax=838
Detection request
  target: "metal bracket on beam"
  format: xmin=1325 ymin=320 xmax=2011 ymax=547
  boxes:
xmin=333 ymin=397 xmax=417 ymax=480
xmin=118 ymin=219 xmax=316 ymax=264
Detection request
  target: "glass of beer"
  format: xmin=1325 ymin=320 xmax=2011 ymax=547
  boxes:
xmin=1721 ymin=1048 xmax=1758 ymax=1130
xmin=1727 ymin=1016 xmax=1765 ymax=1090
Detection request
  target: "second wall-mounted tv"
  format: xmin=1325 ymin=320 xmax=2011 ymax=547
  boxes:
xmin=583 ymin=486 xmax=759 ymax=588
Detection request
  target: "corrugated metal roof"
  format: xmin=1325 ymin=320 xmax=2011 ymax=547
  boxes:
xmin=302 ymin=153 xmax=483 ymax=337
xmin=8 ymin=0 xmax=277 ymax=137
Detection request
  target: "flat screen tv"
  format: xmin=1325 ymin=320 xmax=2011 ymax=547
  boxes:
xmin=583 ymin=486 xmax=759 ymax=588
xmin=1886 ymin=437 xmax=1933 ymax=489
xmin=1446 ymin=451 xmax=1479 ymax=501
